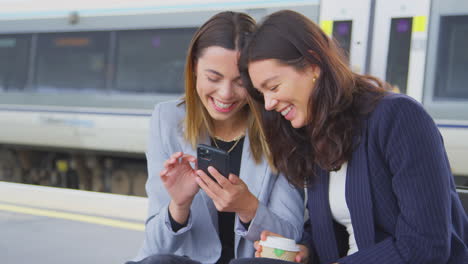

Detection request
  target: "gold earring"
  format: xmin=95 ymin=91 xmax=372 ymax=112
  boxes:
xmin=312 ymin=76 xmax=317 ymax=82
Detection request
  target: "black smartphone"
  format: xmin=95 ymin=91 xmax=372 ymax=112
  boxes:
xmin=197 ymin=144 xmax=230 ymax=181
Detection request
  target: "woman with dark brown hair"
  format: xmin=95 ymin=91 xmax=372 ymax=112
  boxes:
xmin=235 ymin=9 xmax=467 ymax=264
xmin=127 ymin=11 xmax=304 ymax=264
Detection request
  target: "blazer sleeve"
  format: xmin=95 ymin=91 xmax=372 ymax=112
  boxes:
xmin=134 ymin=104 xmax=218 ymax=262
xmin=339 ymin=97 xmax=453 ymax=263
xmin=235 ymin=172 xmax=304 ymax=242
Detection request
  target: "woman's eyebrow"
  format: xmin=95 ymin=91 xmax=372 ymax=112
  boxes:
xmin=260 ymin=76 xmax=279 ymax=89
xmin=205 ymin=69 xmax=223 ymax=77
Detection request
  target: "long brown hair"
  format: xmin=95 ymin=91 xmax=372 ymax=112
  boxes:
xmin=240 ymin=10 xmax=387 ymax=186
xmin=182 ymin=11 xmax=265 ymax=163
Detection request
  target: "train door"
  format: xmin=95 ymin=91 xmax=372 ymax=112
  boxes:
xmin=319 ymin=0 xmax=373 ymax=74
xmin=369 ymin=0 xmax=430 ymax=101
xmin=423 ymin=0 xmax=468 ymax=190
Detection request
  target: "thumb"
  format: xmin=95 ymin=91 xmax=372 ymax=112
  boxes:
xmin=295 ymin=254 xmax=302 ymax=263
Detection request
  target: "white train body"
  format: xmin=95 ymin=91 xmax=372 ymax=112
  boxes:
xmin=0 ymin=0 xmax=319 ymax=154
xmin=0 ymin=0 xmax=467 ymax=191
xmin=318 ymin=0 xmax=468 ymax=177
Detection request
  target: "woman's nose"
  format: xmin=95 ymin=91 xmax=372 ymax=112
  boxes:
xmin=217 ymin=82 xmax=235 ymax=99
xmin=264 ymin=95 xmax=278 ymax=111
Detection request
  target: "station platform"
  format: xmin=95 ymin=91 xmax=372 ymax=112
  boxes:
xmin=0 ymin=181 xmax=148 ymax=264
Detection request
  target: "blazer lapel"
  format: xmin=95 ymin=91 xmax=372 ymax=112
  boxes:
xmin=308 ymin=168 xmax=340 ymax=263
xmin=346 ymin=119 xmax=375 ymax=249
xmin=234 ymin=132 xmax=268 ymax=255
xmin=238 ymin=133 xmax=266 ymax=196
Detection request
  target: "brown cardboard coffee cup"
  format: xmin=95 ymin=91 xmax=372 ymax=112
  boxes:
xmin=259 ymin=236 xmax=300 ymax=261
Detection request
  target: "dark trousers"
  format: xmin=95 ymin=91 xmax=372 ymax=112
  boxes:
xmin=125 ymin=254 xmax=201 ymax=264
xmin=229 ymin=258 xmax=295 ymax=264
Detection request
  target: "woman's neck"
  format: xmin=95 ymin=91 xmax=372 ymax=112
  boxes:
xmin=213 ymin=113 xmax=248 ymax=141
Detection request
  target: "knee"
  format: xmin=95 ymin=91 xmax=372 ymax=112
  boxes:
xmin=229 ymin=258 xmax=256 ymax=264
xmin=130 ymin=254 xmax=180 ymax=264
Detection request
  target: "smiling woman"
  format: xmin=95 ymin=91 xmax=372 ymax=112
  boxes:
xmin=127 ymin=11 xmax=304 ymax=264
xmin=237 ymin=9 xmax=467 ymax=264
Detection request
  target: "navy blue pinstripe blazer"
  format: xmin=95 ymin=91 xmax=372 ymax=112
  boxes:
xmin=303 ymin=93 xmax=467 ymax=264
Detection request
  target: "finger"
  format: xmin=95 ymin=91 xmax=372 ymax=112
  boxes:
xmin=167 ymin=152 xmax=184 ymax=166
xmin=255 ymin=250 xmax=261 ymax=258
xmin=260 ymin=230 xmax=282 ymax=241
xmin=163 ymin=158 xmax=177 ymax=168
xmin=207 ymin=166 xmax=230 ymax=188
xmin=228 ymin=173 xmax=241 ymax=185
xmin=196 ymin=169 xmax=222 ymax=193
xmin=160 ymin=169 xmax=168 ymax=181
xmin=181 ymin=154 xmax=197 ymax=163
xmin=260 ymin=230 xmax=270 ymax=241
xmin=195 ymin=174 xmax=218 ymax=200
xmin=295 ymin=249 xmax=305 ymax=263
xmin=170 ymin=152 xmax=183 ymax=160
xmin=253 ymin=240 xmax=260 ymax=251
xmin=297 ymin=245 xmax=308 ymax=263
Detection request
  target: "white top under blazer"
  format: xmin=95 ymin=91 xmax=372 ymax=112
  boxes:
xmin=329 ymin=162 xmax=359 ymax=255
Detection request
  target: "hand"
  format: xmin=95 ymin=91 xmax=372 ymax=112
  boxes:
xmin=195 ymin=166 xmax=259 ymax=222
xmin=160 ymin=152 xmax=199 ymax=208
xmin=254 ymin=230 xmax=309 ymax=263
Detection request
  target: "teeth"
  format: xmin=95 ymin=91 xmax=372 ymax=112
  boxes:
xmin=281 ymin=105 xmax=293 ymax=116
xmin=214 ymin=99 xmax=234 ymax=109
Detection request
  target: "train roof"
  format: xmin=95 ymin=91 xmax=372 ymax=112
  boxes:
xmin=0 ymin=0 xmax=318 ymax=20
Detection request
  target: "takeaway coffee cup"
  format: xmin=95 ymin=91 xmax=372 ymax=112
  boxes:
xmin=259 ymin=236 xmax=300 ymax=261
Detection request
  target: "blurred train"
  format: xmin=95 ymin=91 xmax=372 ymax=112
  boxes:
xmin=0 ymin=0 xmax=467 ymax=195
xmin=0 ymin=0 xmax=320 ymax=195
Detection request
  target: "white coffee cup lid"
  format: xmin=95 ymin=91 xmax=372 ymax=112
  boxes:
xmin=259 ymin=236 xmax=300 ymax=252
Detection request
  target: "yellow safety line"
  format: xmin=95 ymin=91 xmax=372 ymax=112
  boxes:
xmin=0 ymin=203 xmax=145 ymax=231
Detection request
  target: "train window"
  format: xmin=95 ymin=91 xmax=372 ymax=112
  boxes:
xmin=434 ymin=15 xmax=468 ymax=99
xmin=386 ymin=17 xmax=413 ymax=94
xmin=115 ymin=28 xmax=196 ymax=94
xmin=35 ymin=32 xmax=109 ymax=92
xmin=332 ymin=20 xmax=353 ymax=62
xmin=0 ymin=35 xmax=30 ymax=91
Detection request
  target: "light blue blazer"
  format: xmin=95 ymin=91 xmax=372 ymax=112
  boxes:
xmin=134 ymin=101 xmax=304 ymax=263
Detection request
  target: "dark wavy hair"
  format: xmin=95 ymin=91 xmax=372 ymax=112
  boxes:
xmin=239 ymin=10 xmax=387 ymax=187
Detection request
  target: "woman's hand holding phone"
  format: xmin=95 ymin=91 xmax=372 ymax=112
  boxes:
xmin=195 ymin=166 xmax=259 ymax=223
xmin=160 ymin=152 xmax=199 ymax=223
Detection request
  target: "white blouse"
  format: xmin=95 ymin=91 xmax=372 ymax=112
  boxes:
xmin=328 ymin=162 xmax=359 ymax=255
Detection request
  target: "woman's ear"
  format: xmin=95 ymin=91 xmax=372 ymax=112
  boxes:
xmin=311 ymin=64 xmax=321 ymax=78
xmin=307 ymin=49 xmax=322 ymax=78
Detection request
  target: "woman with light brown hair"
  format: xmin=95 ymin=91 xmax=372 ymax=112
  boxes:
xmin=235 ymin=9 xmax=467 ymax=264
xmin=128 ymin=11 xmax=304 ymax=264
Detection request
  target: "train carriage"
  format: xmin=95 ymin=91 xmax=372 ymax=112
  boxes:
xmin=0 ymin=0 xmax=467 ymax=202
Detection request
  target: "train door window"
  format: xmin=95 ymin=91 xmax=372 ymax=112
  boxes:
xmin=332 ymin=20 xmax=353 ymax=61
xmin=35 ymin=32 xmax=109 ymax=92
xmin=386 ymin=17 xmax=413 ymax=94
xmin=0 ymin=35 xmax=30 ymax=91
xmin=115 ymin=28 xmax=196 ymax=94
xmin=434 ymin=15 xmax=468 ymax=99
